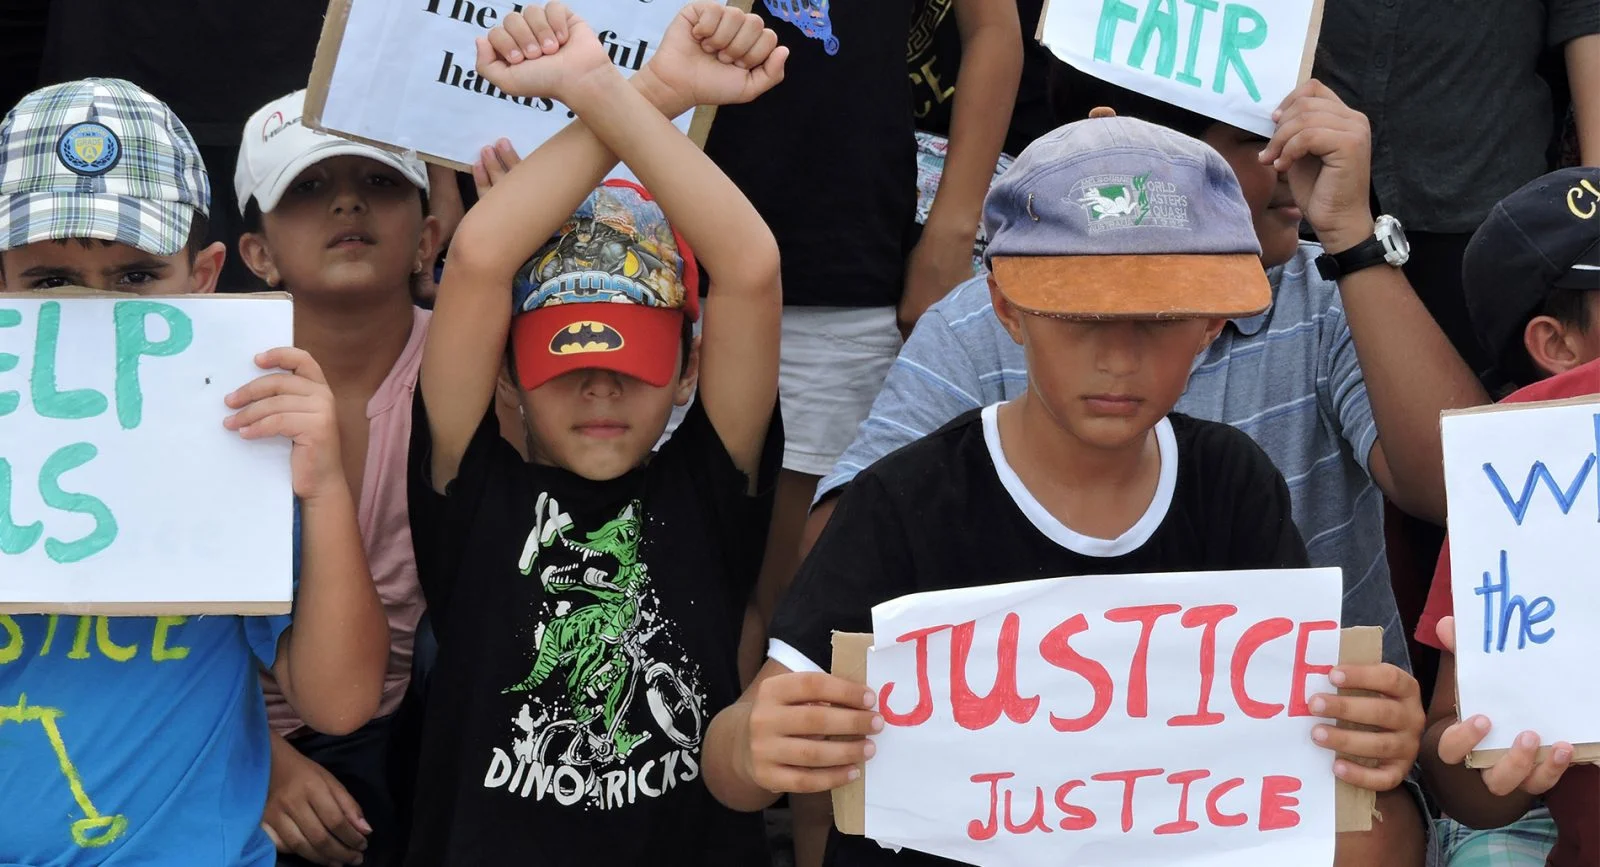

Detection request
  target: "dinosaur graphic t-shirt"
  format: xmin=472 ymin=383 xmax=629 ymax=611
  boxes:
xmin=405 ymin=396 xmax=777 ymax=865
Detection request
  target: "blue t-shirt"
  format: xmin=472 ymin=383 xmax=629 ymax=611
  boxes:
xmin=0 ymin=514 xmax=296 ymax=866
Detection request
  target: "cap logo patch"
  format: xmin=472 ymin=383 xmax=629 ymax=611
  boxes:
xmin=549 ymin=321 xmax=624 ymax=355
xmin=1567 ymin=179 xmax=1598 ymax=220
xmin=1070 ymin=172 xmax=1191 ymax=233
xmin=56 ymin=122 xmax=121 ymax=177
xmin=519 ymin=211 xmax=686 ymax=313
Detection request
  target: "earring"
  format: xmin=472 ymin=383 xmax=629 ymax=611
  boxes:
xmin=413 ymin=262 xmax=425 ymax=275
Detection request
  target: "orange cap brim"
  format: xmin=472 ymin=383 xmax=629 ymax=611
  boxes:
xmin=991 ymin=254 xmax=1271 ymax=320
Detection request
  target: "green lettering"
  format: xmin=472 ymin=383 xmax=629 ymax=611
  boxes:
xmin=1129 ymin=0 xmax=1180 ymax=77
xmin=0 ymin=308 xmax=21 ymax=417
xmin=38 ymin=615 xmax=59 ymax=656
xmin=31 ymin=302 xmax=108 ymax=420
xmin=0 ymin=615 xmax=20 ymax=665
xmin=39 ymin=443 xmax=117 ymax=564
xmin=1095 ymin=0 xmax=1141 ymax=62
xmin=151 ymin=616 xmax=190 ymax=661
xmin=66 ymin=616 xmax=92 ymax=659
xmin=113 ymin=301 xmax=193 ymax=431
xmin=1214 ymin=3 xmax=1267 ymax=101
xmin=0 ymin=458 xmax=43 ymax=555
xmin=1176 ymin=0 xmax=1219 ymax=86
xmin=94 ymin=617 xmax=137 ymax=663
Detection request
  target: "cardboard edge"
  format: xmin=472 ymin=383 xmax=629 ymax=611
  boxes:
xmin=684 ymin=0 xmax=755 ymax=150
xmin=0 ymin=289 xmax=293 ymax=301
xmin=829 ymin=626 xmax=1379 ymax=837
xmin=1442 ymin=394 xmax=1600 ymax=417
xmin=1297 ymin=0 xmax=1326 ymax=85
xmin=1468 ymin=743 xmax=1600 ymax=769
xmin=1035 ymin=0 xmax=1051 ymax=44
xmin=305 ymin=0 xmax=355 ymax=129
xmin=0 ymin=601 xmax=292 ymax=616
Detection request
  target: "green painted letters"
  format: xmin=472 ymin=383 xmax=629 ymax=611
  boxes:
xmin=1129 ymin=0 xmax=1180 ymax=77
xmin=1176 ymin=0 xmax=1219 ymax=86
xmin=1094 ymin=0 xmax=1141 ymax=62
xmin=38 ymin=443 xmax=117 ymax=564
xmin=0 ymin=308 xmax=21 ymax=418
xmin=0 ymin=458 xmax=44 ymax=555
xmin=112 ymin=301 xmax=193 ymax=431
xmin=1215 ymin=3 xmax=1267 ymax=101
xmin=30 ymin=302 xmax=108 ymax=420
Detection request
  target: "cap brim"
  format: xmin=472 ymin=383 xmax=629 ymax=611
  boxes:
xmin=0 ymin=192 xmax=195 ymax=256
xmin=512 ymin=303 xmax=684 ymax=390
xmin=1553 ymin=236 xmax=1600 ymax=290
xmin=247 ymin=139 xmax=429 ymax=215
xmin=991 ymin=253 xmax=1271 ymax=319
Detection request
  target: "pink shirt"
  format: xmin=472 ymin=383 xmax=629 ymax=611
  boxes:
xmin=265 ymin=307 xmax=431 ymax=735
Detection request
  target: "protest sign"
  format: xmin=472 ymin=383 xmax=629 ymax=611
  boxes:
xmin=0 ymin=293 xmax=294 ymax=615
xmin=1441 ymin=398 xmax=1600 ymax=767
xmin=830 ymin=568 xmax=1364 ymax=867
xmin=304 ymin=0 xmax=732 ymax=174
xmin=1038 ymin=0 xmax=1325 ymax=137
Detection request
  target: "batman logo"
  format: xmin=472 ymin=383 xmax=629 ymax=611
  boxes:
xmin=549 ymin=321 xmax=624 ymax=355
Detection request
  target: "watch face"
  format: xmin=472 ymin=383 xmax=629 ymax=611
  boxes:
xmin=1376 ymin=215 xmax=1410 ymax=264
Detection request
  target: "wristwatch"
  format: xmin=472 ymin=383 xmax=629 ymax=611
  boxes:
xmin=1313 ymin=215 xmax=1410 ymax=281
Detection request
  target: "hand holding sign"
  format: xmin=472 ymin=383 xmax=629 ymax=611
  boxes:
xmin=1433 ymin=616 xmax=1578 ymax=797
xmin=224 ymin=348 xmax=344 ymax=503
xmin=742 ymin=671 xmax=882 ymax=794
xmin=1306 ymin=663 xmax=1425 ymax=792
xmin=1258 ymin=80 xmax=1374 ymax=253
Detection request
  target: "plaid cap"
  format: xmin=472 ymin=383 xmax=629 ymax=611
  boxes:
xmin=509 ymin=180 xmax=700 ymax=389
xmin=0 ymin=78 xmax=209 ymax=257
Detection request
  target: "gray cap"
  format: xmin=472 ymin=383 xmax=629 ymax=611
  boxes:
xmin=982 ymin=109 xmax=1269 ymax=320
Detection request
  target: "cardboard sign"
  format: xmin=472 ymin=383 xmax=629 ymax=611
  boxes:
xmin=1038 ymin=0 xmax=1325 ymax=137
xmin=0 ymin=293 xmax=294 ymax=615
xmin=305 ymin=0 xmax=733 ymax=173
xmin=1441 ymin=397 xmax=1600 ymax=767
xmin=828 ymin=568 xmax=1366 ymax=867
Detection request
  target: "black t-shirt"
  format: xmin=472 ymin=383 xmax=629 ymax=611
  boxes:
xmin=704 ymin=0 xmax=918 ymax=309
xmin=769 ymin=407 xmax=1307 ymax=866
xmin=405 ymin=396 xmax=779 ymax=866
xmin=908 ymin=0 xmax=1056 ymax=158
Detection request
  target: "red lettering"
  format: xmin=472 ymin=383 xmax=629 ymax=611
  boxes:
xmin=881 ymin=624 xmax=951 ymax=726
xmin=1204 ymin=777 xmax=1248 ymax=827
xmin=1154 ymin=769 xmax=1210 ymax=835
xmin=1289 ymin=620 xmax=1338 ymax=717
xmin=1053 ymin=780 xmax=1096 ymax=831
xmin=1003 ymin=783 xmax=1053 ymax=835
xmin=967 ymin=771 xmax=1011 ymax=841
xmin=1231 ymin=617 xmax=1294 ymax=719
xmin=1040 ymin=613 xmax=1113 ymax=732
xmin=1168 ymin=605 xmax=1236 ymax=727
xmin=950 ymin=613 xmax=1040 ymax=730
xmin=1090 ymin=767 xmax=1164 ymax=832
xmin=1105 ymin=604 xmax=1182 ymax=717
xmin=1258 ymin=775 xmax=1303 ymax=831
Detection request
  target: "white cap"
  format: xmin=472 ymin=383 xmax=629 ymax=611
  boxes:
xmin=235 ymin=90 xmax=430 ymax=216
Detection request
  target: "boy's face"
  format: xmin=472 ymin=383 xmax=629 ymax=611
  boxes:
xmin=240 ymin=155 xmax=438 ymax=297
xmin=993 ymin=282 xmax=1223 ymax=450
xmin=517 ymin=343 xmax=699 ymax=481
xmin=1201 ymin=124 xmax=1301 ymax=270
xmin=0 ymin=238 xmax=223 ymax=295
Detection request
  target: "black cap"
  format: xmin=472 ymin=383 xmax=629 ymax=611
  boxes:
xmin=1466 ymin=167 xmax=1600 ymax=373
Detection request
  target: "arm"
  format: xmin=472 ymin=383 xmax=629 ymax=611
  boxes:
xmin=899 ymin=0 xmax=1021 ymax=337
xmin=262 ymin=731 xmax=370 ymax=865
xmin=1568 ymin=34 xmax=1600 ymax=163
xmin=226 ymin=348 xmax=388 ymax=736
xmin=1262 ymin=80 xmax=1487 ymax=524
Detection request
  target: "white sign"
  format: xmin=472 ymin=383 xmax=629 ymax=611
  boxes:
xmin=308 ymin=0 xmax=698 ymax=173
xmin=1442 ymin=399 xmax=1600 ymax=753
xmin=0 ymin=295 xmax=294 ymax=614
xmin=861 ymin=568 xmax=1342 ymax=867
xmin=1038 ymin=0 xmax=1323 ymax=137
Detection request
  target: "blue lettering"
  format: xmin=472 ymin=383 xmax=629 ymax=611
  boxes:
xmin=1474 ymin=550 xmax=1557 ymax=653
xmin=1482 ymin=455 xmax=1596 ymax=525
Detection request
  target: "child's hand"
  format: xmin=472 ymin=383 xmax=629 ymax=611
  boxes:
xmin=471 ymin=137 xmax=523 ymax=199
xmin=1308 ymin=663 xmax=1426 ymax=792
xmin=262 ymin=739 xmax=370 ymax=866
xmin=644 ymin=3 xmax=789 ymax=113
xmin=476 ymin=3 xmax=615 ymax=104
xmin=224 ymin=348 xmax=346 ymax=503
xmin=1433 ymin=616 xmax=1576 ymax=796
xmin=742 ymin=672 xmax=882 ymax=795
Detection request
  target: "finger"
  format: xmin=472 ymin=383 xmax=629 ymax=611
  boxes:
xmin=524 ymin=4 xmax=558 ymax=55
xmin=766 ymin=672 xmax=874 ymax=710
xmin=1313 ymin=725 xmax=1417 ymax=762
xmin=769 ymin=735 xmax=875 ymax=769
xmin=472 ymin=153 xmax=492 ymax=196
xmin=706 ymin=5 xmax=746 ymax=51
xmin=474 ymin=37 xmax=505 ymax=79
xmin=764 ymin=705 xmax=883 ymax=738
xmin=309 ymin=785 xmax=369 ymax=852
xmin=1481 ymin=731 xmax=1543 ymax=797
xmin=1329 ymin=663 xmax=1419 ymax=699
xmin=756 ymin=44 xmax=789 ymax=89
xmin=739 ymin=26 xmax=779 ymax=69
xmin=237 ymin=411 xmax=325 ymax=441
xmin=547 ymin=1 xmax=573 ymax=43
xmin=1332 ymin=758 xmax=1406 ymax=793
xmin=225 ymin=371 xmax=317 ymax=409
xmin=1437 ymin=716 xmax=1492 ymax=765
xmin=762 ymin=763 xmax=862 ymax=794
xmin=494 ymin=138 xmax=521 ymax=173
xmin=1270 ymin=128 xmax=1342 ymax=170
xmin=1309 ymin=694 xmax=1410 ymax=732
xmin=263 ymin=822 xmax=285 ymax=851
xmin=721 ymin=14 xmax=765 ymax=63
xmin=486 ymin=26 xmax=524 ymax=65
xmin=691 ymin=4 xmax=723 ymax=39
xmin=503 ymin=13 xmax=537 ymax=58
xmin=1436 ymin=616 xmax=1457 ymax=654
xmin=332 ymin=782 xmax=375 ymax=837
xmin=276 ymin=812 xmax=337 ymax=866
xmin=255 ymin=347 xmax=326 ymax=384
xmin=1272 ymin=79 xmax=1319 ymax=117
xmin=291 ymin=796 xmax=363 ymax=864
xmin=1522 ymin=743 xmax=1575 ymax=796
xmin=225 ymin=395 xmax=322 ymax=432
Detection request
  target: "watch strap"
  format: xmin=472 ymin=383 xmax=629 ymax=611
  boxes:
xmin=1314 ymin=235 xmax=1390 ymax=281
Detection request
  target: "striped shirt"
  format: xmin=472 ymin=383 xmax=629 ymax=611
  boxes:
xmin=817 ymin=242 xmax=1409 ymax=670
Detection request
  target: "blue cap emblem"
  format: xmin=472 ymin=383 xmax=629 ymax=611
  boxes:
xmin=57 ymin=122 xmax=122 ymax=177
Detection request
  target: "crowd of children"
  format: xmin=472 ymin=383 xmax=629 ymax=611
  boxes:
xmin=0 ymin=2 xmax=1595 ymax=866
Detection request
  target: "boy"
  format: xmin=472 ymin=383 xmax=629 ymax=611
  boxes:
xmin=1418 ymin=166 xmax=1600 ymax=867
xmin=703 ymin=113 xmax=1429 ymax=866
xmin=404 ymin=4 xmax=787 ymax=862
xmin=0 ymin=78 xmax=388 ymax=865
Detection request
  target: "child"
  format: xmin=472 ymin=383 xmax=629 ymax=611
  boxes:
xmin=703 ymin=113 xmax=1429 ymax=867
xmin=231 ymin=88 xmax=439 ymax=867
xmin=0 ymin=78 xmax=388 ymax=865
xmin=403 ymin=4 xmax=787 ymax=863
xmin=1418 ymin=166 xmax=1600 ymax=867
